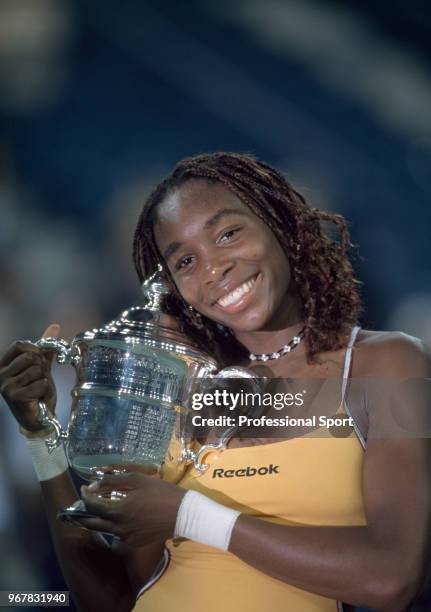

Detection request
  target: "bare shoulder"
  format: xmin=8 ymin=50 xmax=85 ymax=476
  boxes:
xmin=353 ymin=329 xmax=431 ymax=377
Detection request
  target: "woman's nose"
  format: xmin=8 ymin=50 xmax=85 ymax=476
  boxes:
xmin=202 ymin=258 xmax=234 ymax=284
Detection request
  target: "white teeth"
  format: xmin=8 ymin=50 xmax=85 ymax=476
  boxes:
xmin=217 ymin=277 xmax=256 ymax=308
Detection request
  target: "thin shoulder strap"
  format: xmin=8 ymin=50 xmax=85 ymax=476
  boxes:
xmin=341 ymin=325 xmax=361 ymax=402
xmin=341 ymin=325 xmax=367 ymax=449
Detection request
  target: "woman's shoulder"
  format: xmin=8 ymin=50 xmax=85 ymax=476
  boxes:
xmin=353 ymin=328 xmax=431 ymax=377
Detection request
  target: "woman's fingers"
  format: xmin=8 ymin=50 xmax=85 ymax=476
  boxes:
xmin=72 ymin=516 xmax=117 ymax=535
xmin=88 ymin=472 xmax=147 ymax=492
xmin=11 ymin=379 xmax=50 ymax=401
xmin=76 ymin=487 xmax=134 ymax=538
xmin=1 ymin=352 xmax=39 ymax=378
xmin=13 ymin=364 xmax=44 ymax=387
xmin=0 ymin=360 xmax=46 ymax=402
xmin=81 ymin=487 xmax=124 ymax=519
xmin=41 ymin=324 xmax=60 ymax=339
xmin=0 ymin=341 xmax=40 ymax=369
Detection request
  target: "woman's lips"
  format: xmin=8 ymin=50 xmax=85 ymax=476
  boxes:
xmin=214 ymin=274 xmax=260 ymax=314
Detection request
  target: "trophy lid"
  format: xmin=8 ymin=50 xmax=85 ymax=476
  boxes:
xmin=77 ymin=267 xmax=216 ymax=364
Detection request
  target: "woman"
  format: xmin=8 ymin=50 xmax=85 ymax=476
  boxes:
xmin=0 ymin=152 xmax=430 ymax=612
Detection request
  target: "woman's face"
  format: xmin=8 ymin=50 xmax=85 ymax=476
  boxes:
xmin=154 ymin=179 xmax=294 ymax=334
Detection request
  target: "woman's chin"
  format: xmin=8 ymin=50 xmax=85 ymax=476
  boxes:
xmin=226 ymin=313 xmax=270 ymax=335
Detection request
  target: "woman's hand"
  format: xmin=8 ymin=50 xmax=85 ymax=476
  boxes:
xmin=0 ymin=324 xmax=60 ymax=432
xmin=79 ymin=472 xmax=187 ymax=547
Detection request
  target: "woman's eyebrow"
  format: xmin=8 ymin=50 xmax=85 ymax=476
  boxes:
xmin=203 ymin=208 xmax=247 ymax=230
xmin=163 ymin=208 xmax=247 ymax=261
xmin=163 ymin=241 xmax=182 ymax=262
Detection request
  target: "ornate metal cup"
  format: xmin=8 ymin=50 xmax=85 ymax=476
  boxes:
xmin=34 ymin=271 xmax=257 ymax=520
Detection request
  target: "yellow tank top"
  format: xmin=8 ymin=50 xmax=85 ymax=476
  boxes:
xmin=132 ymin=327 xmax=366 ymax=612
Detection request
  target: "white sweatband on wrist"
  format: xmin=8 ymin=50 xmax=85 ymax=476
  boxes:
xmin=174 ymin=490 xmax=240 ymax=551
xmin=25 ymin=434 xmax=69 ymax=482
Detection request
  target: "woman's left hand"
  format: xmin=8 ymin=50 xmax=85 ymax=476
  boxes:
xmin=78 ymin=472 xmax=186 ymax=547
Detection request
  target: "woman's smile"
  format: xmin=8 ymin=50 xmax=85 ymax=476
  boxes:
xmin=213 ymin=273 xmax=260 ymax=313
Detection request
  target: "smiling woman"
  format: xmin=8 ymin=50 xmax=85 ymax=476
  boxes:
xmin=123 ymin=152 xmax=431 ymax=612
xmin=1 ymin=152 xmax=430 ymax=612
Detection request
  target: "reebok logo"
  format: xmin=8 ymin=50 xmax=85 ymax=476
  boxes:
xmin=212 ymin=464 xmax=280 ymax=479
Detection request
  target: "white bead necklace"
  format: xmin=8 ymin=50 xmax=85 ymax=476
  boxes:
xmin=249 ymin=328 xmax=305 ymax=362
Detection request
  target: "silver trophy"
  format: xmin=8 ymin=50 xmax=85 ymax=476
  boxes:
xmin=35 ymin=269 xmax=257 ymax=521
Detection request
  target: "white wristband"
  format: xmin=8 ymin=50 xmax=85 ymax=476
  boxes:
xmin=174 ymin=490 xmax=240 ymax=551
xmin=25 ymin=434 xmax=69 ymax=482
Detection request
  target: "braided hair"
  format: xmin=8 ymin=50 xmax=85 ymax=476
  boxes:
xmin=133 ymin=152 xmax=362 ymax=365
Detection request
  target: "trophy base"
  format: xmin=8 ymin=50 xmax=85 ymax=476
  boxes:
xmin=57 ymin=499 xmax=99 ymax=524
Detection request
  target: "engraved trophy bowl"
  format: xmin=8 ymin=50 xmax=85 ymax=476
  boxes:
xmin=34 ymin=268 xmax=258 ymax=522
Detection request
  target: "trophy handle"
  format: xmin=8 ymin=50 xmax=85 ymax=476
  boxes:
xmin=36 ymin=400 xmax=69 ymax=453
xmin=35 ymin=337 xmax=81 ymax=367
xmin=180 ymin=426 xmax=237 ymax=474
xmin=181 ymin=366 xmax=262 ymax=473
xmin=33 ymin=337 xmax=79 ymax=452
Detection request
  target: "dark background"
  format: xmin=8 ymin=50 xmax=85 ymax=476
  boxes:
xmin=0 ymin=0 xmax=430 ymax=610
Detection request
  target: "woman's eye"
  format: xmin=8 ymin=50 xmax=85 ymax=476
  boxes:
xmin=176 ymin=256 xmax=194 ymax=271
xmin=219 ymin=228 xmax=241 ymax=244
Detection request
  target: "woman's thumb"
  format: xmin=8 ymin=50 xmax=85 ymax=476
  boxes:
xmin=40 ymin=324 xmax=61 ymax=367
xmin=41 ymin=324 xmax=61 ymax=339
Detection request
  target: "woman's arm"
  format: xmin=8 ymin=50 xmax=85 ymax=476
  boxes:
xmin=230 ymin=435 xmax=431 ymax=611
xmin=0 ymin=338 xmax=163 ymax=612
xmin=41 ymin=472 xmax=166 ymax=612
xmin=229 ymin=334 xmax=431 ymax=611
xmin=39 ymin=471 xmax=139 ymax=612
